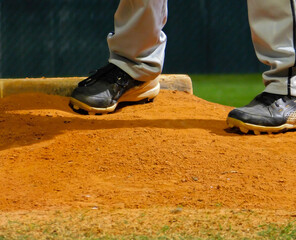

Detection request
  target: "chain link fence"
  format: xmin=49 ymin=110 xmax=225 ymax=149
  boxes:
xmin=0 ymin=0 xmax=266 ymax=78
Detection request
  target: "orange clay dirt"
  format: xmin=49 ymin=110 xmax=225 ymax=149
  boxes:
xmin=0 ymin=90 xmax=295 ymax=212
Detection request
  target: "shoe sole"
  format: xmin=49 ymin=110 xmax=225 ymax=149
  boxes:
xmin=227 ymin=117 xmax=296 ymax=135
xmin=70 ymin=78 xmax=160 ymax=114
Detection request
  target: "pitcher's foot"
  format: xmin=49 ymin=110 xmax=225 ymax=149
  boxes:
xmin=227 ymin=92 xmax=296 ymax=134
xmin=69 ymin=63 xmax=160 ymax=114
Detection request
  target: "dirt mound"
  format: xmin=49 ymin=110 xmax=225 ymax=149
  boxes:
xmin=0 ymin=90 xmax=295 ymax=211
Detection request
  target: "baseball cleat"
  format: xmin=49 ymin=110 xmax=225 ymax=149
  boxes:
xmin=70 ymin=63 xmax=160 ymax=114
xmin=227 ymin=92 xmax=296 ymax=134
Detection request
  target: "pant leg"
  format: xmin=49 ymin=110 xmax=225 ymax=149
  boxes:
xmin=248 ymin=0 xmax=296 ymax=96
xmin=107 ymin=0 xmax=168 ymax=82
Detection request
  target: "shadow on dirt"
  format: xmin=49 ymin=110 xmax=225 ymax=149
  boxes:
xmin=0 ymin=92 xmax=240 ymax=151
xmin=0 ymin=110 xmax=231 ymax=151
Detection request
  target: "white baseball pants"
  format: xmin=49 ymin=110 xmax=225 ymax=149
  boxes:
xmin=108 ymin=0 xmax=296 ymax=97
xmin=248 ymin=0 xmax=296 ymax=96
xmin=107 ymin=0 xmax=168 ymax=82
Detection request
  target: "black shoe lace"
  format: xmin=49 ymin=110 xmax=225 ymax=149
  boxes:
xmin=78 ymin=63 xmax=130 ymax=87
xmin=256 ymin=92 xmax=292 ymax=107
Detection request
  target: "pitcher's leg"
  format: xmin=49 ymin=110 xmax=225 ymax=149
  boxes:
xmin=108 ymin=0 xmax=168 ymax=82
xmin=227 ymin=0 xmax=296 ymax=134
xmin=248 ymin=0 xmax=296 ymax=96
xmin=70 ymin=0 xmax=168 ymax=114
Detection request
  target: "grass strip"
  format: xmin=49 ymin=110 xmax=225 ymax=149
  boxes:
xmin=0 ymin=208 xmax=295 ymax=240
xmin=190 ymin=74 xmax=264 ymax=107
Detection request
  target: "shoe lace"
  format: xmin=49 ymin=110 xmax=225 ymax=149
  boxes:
xmin=257 ymin=92 xmax=292 ymax=107
xmin=78 ymin=64 xmax=130 ymax=87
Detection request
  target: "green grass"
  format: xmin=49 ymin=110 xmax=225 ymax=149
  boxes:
xmin=1 ymin=222 xmax=296 ymax=240
xmin=257 ymin=221 xmax=296 ymax=240
xmin=0 ymin=209 xmax=295 ymax=240
xmin=190 ymin=74 xmax=265 ymax=107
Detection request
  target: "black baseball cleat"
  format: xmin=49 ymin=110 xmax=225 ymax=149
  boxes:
xmin=69 ymin=63 xmax=160 ymax=114
xmin=227 ymin=92 xmax=296 ymax=134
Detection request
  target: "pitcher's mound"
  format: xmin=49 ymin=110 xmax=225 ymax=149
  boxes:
xmin=0 ymin=90 xmax=295 ymax=211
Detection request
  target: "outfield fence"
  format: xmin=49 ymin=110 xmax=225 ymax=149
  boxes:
xmin=0 ymin=0 xmax=267 ymax=78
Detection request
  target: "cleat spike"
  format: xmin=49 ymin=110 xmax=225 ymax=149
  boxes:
xmin=253 ymin=130 xmax=261 ymax=135
xmin=88 ymin=112 xmax=96 ymax=115
xmin=239 ymin=126 xmax=249 ymax=134
xmin=73 ymin=105 xmax=80 ymax=110
xmin=147 ymin=98 xmax=154 ymax=103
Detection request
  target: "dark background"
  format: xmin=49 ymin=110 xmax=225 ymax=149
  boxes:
xmin=0 ymin=0 xmax=267 ymax=78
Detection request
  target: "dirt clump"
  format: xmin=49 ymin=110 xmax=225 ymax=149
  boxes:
xmin=0 ymin=90 xmax=295 ymax=211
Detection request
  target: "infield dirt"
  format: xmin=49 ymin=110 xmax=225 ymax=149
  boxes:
xmin=0 ymin=90 xmax=295 ymax=212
